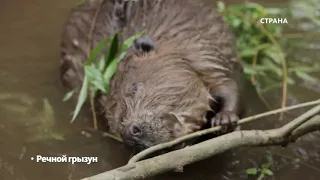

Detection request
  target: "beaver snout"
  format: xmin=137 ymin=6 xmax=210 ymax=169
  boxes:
xmin=121 ymin=123 xmax=147 ymax=151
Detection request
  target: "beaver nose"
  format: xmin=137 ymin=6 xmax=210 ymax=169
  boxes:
xmin=130 ymin=124 xmax=142 ymax=136
xmin=121 ymin=124 xmax=145 ymax=152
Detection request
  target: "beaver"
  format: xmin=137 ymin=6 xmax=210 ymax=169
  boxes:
xmin=60 ymin=0 xmax=244 ymax=152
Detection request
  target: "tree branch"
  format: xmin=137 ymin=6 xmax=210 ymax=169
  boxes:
xmin=128 ymin=99 xmax=320 ymax=163
xmin=82 ymin=103 xmax=320 ymax=180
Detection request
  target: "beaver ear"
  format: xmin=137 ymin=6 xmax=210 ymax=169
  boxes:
xmin=133 ymin=35 xmax=155 ymax=54
xmin=165 ymin=112 xmax=183 ymax=125
xmin=165 ymin=112 xmax=189 ymax=137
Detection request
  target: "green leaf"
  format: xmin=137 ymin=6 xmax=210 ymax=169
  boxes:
xmin=261 ymin=163 xmax=271 ymax=169
xmin=85 ymin=65 xmax=107 ymax=93
xmin=246 ymin=168 xmax=258 ymax=175
xmin=101 ymin=32 xmax=142 ymax=83
xmin=86 ymin=37 xmax=110 ymax=65
xmin=102 ymin=32 xmax=143 ymax=83
xmin=118 ymin=51 xmax=127 ymax=62
xmin=262 ymin=59 xmax=282 ymax=77
xmin=243 ymin=64 xmax=258 ymax=75
xmin=51 ymin=133 xmax=65 ymax=141
xmin=262 ymin=47 xmax=282 ymax=65
xmin=103 ymin=59 xmax=118 ymax=82
xmin=63 ymin=90 xmax=75 ymax=102
xmin=287 ymin=76 xmax=296 ymax=85
xmin=240 ymin=48 xmax=256 ymax=58
xmin=246 ymin=3 xmax=264 ymax=13
xmin=295 ymin=71 xmax=318 ymax=83
xmin=288 ymin=66 xmax=320 ymax=73
xmin=217 ymin=1 xmax=225 ymax=11
xmin=262 ymin=168 xmax=274 ymax=176
xmin=97 ymin=55 xmax=106 ymax=71
xmin=85 ymin=64 xmax=100 ymax=79
xmin=71 ymin=76 xmax=88 ymax=123
xmin=121 ymin=31 xmax=144 ymax=52
xmin=42 ymin=98 xmax=55 ymax=128
xmin=104 ymin=33 xmax=119 ymax=70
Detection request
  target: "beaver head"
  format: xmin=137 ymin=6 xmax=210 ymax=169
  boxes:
xmin=107 ymin=35 xmax=212 ymax=152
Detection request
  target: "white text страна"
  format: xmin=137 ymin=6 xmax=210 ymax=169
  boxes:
xmin=260 ymin=18 xmax=288 ymax=24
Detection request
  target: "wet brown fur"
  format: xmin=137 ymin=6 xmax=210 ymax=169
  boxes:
xmin=60 ymin=0 xmax=121 ymax=90
xmin=60 ymin=0 xmax=244 ymax=151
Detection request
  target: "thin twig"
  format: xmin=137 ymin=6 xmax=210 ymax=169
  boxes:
xmin=250 ymin=46 xmax=260 ymax=86
xmin=257 ymin=91 xmax=273 ymax=110
xmin=82 ymin=111 xmax=320 ymax=180
xmin=87 ymin=0 xmax=103 ymax=56
xmin=86 ymin=0 xmax=103 ymax=130
xmin=256 ymin=174 xmax=265 ymax=180
xmin=250 ymin=45 xmax=273 ymax=110
xmin=102 ymin=132 xmax=123 ymax=142
xmin=128 ymin=99 xmax=320 ymax=164
xmin=83 ymin=127 xmax=123 ymax=142
xmin=90 ymin=92 xmax=98 ymax=129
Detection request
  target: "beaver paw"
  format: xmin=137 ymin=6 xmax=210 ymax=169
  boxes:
xmin=211 ymin=111 xmax=239 ymax=134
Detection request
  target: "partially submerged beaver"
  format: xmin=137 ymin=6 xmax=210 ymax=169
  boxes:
xmin=60 ymin=0 xmax=244 ymax=152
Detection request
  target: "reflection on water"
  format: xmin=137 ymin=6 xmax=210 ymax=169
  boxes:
xmin=0 ymin=0 xmax=319 ymax=179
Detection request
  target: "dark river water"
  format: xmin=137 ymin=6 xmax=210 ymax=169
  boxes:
xmin=0 ymin=0 xmax=319 ymax=180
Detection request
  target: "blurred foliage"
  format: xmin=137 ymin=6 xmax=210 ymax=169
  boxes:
xmin=246 ymin=154 xmax=274 ymax=179
xmin=289 ymin=0 xmax=320 ymax=27
xmin=218 ymin=1 xmax=319 ymax=97
xmin=0 ymin=93 xmax=64 ymax=142
xmin=26 ymin=98 xmax=65 ymax=142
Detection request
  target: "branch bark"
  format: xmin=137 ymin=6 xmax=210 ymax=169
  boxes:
xmin=129 ymin=99 xmax=320 ymax=163
xmin=82 ymin=103 xmax=320 ymax=180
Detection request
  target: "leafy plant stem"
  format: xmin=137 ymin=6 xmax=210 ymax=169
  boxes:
xmin=90 ymin=91 xmax=98 ymax=130
xmin=251 ymin=46 xmax=272 ymax=110
xmin=83 ymin=127 xmax=123 ymax=142
xmin=102 ymin=132 xmax=123 ymax=142
xmin=86 ymin=0 xmax=103 ymax=128
xmin=258 ymin=23 xmax=288 ymax=121
xmin=250 ymin=48 xmax=260 ymax=86
xmin=257 ymin=173 xmax=265 ymax=180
